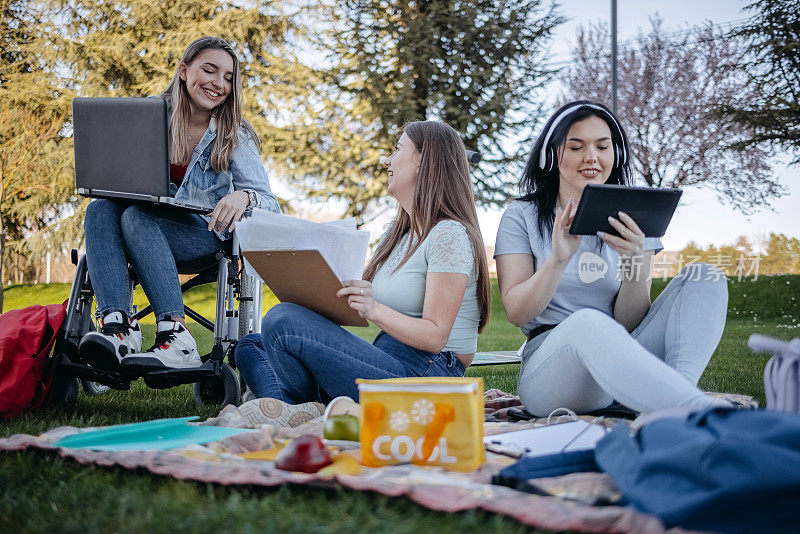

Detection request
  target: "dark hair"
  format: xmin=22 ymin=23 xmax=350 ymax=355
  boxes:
xmin=363 ymin=121 xmax=491 ymax=332
xmin=519 ymin=100 xmax=632 ymax=241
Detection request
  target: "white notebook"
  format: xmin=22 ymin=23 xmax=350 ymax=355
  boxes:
xmin=484 ymin=420 xmax=608 ymax=457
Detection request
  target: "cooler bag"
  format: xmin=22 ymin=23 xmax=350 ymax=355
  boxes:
xmin=357 ymin=376 xmax=484 ymax=472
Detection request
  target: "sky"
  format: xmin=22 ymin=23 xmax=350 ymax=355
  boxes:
xmin=275 ymin=0 xmax=800 ymax=252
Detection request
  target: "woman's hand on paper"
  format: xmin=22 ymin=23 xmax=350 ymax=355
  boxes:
xmin=338 ymin=280 xmax=376 ymax=320
xmin=208 ymin=190 xmax=249 ymax=232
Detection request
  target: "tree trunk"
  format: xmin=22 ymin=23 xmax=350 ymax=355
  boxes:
xmin=0 ymin=188 xmax=4 ymax=313
xmin=0 ymin=235 xmax=4 ymax=314
xmin=412 ymin=0 xmax=431 ymax=119
xmin=1 ymin=165 xmax=4 ymax=312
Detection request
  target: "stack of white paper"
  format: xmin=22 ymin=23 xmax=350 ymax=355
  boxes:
xmin=235 ymin=210 xmax=371 ymax=282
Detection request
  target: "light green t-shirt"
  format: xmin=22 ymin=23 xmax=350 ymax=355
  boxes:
xmin=372 ymin=220 xmax=479 ymax=354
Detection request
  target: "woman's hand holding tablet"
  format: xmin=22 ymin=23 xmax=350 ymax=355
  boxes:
xmin=568 ymin=184 xmax=682 ymax=238
xmin=598 ymin=211 xmax=645 ymax=258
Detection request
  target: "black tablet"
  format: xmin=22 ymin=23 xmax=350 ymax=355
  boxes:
xmin=568 ymin=184 xmax=682 ymax=238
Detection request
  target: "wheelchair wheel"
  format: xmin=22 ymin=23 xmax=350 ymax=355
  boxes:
xmin=48 ymin=373 xmax=80 ymax=410
xmin=238 ymin=273 xmax=255 ymax=339
xmin=193 ymin=363 xmax=241 ymax=407
xmin=81 ymin=380 xmax=111 ymax=396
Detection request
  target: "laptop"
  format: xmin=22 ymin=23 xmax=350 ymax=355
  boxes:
xmin=73 ymin=97 xmax=211 ymax=214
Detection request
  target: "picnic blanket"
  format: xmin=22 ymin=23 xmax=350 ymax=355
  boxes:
xmin=0 ymin=390 xmax=754 ymax=533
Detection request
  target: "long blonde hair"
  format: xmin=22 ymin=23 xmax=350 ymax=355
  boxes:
xmin=363 ymin=121 xmax=491 ymax=332
xmin=160 ymin=36 xmax=259 ymax=171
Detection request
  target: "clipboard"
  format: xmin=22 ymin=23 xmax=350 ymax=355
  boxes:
xmin=242 ymin=249 xmax=369 ymax=327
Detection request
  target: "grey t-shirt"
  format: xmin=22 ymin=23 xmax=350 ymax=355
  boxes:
xmin=372 ymin=220 xmax=479 ymax=354
xmin=494 ymin=200 xmax=663 ymax=338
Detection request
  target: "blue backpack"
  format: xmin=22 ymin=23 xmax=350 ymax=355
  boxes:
xmin=595 ymin=408 xmax=800 ymax=533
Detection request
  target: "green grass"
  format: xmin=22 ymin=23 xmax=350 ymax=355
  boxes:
xmin=0 ymin=451 xmax=535 ymax=534
xmin=1 ymin=277 xmax=798 ymax=533
xmin=1 ymin=282 xmax=282 ymax=324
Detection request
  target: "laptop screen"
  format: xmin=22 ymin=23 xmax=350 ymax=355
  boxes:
xmin=73 ymin=97 xmax=170 ymax=198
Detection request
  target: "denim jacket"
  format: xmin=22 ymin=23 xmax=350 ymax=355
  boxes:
xmin=170 ymin=116 xmax=280 ymax=238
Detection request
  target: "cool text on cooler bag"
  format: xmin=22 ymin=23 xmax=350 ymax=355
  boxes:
xmin=356 ymin=377 xmax=485 ymax=472
xmin=0 ymin=302 xmax=68 ymax=418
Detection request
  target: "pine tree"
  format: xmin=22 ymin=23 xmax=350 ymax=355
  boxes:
xmin=0 ymin=0 xmax=318 ymax=308
xmin=0 ymin=0 xmax=74 ymax=311
xmin=716 ymin=0 xmax=800 ymax=163
xmin=281 ymin=0 xmax=565 ymax=219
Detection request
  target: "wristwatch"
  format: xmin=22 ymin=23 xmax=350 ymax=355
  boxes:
xmin=244 ymin=189 xmax=258 ymax=210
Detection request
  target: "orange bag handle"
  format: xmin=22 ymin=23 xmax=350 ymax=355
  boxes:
xmin=362 ymin=402 xmax=386 ymax=453
xmin=415 ymin=403 xmax=455 ymax=464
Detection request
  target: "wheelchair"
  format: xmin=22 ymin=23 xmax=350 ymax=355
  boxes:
xmin=48 ymin=233 xmax=262 ymax=408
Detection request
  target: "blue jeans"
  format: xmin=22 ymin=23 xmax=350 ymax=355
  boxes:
xmin=84 ymin=199 xmax=225 ymax=322
xmin=518 ymin=263 xmax=731 ymax=416
xmin=235 ymin=303 xmax=466 ymax=403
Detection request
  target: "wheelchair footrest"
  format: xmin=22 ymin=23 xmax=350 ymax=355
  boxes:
xmin=57 ymin=359 xmax=132 ymax=390
xmin=142 ymin=360 xmax=218 ymax=389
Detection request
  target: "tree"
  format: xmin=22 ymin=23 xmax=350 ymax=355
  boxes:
xmin=1 ymin=0 xmax=28 ymax=69
xmin=679 ymin=241 xmax=708 ymax=263
xmin=0 ymin=0 xmax=75 ymax=311
xmin=716 ymin=0 xmax=800 ymax=164
xmin=0 ymin=103 xmax=72 ymax=311
xmin=0 ymin=0 xmax=321 ymax=305
xmin=563 ymin=18 xmax=784 ymax=213
xmin=674 ymin=234 xmax=800 ymax=276
xmin=278 ymin=0 xmax=565 ymax=220
xmin=759 ymin=232 xmax=800 ymax=274
xmin=30 ymin=0 xmax=315 ymax=134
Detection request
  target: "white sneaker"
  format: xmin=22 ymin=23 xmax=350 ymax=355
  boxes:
xmin=122 ymin=320 xmax=201 ymax=372
xmin=241 ymin=386 xmax=256 ymax=404
xmin=79 ymin=311 xmax=142 ymax=370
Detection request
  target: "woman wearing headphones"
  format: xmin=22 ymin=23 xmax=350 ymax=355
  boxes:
xmin=494 ymin=100 xmax=731 ymax=417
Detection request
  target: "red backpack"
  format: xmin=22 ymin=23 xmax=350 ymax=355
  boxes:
xmin=0 ymin=302 xmax=68 ymax=418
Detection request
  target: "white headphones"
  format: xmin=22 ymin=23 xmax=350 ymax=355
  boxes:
xmin=538 ymin=103 xmax=627 ymax=171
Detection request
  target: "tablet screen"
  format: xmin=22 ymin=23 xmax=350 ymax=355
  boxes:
xmin=568 ymin=185 xmax=682 ymax=238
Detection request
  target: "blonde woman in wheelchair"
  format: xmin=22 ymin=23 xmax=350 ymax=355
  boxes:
xmin=79 ymin=37 xmax=278 ymax=372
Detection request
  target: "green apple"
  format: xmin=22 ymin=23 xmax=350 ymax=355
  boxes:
xmin=323 ymin=414 xmax=360 ymax=442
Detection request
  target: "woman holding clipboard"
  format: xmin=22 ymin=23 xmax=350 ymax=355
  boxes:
xmin=494 ymin=100 xmax=731 ymax=417
xmin=236 ymin=121 xmax=491 ymax=404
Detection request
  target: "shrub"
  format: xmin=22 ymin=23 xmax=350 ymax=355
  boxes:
xmin=652 ymin=274 xmax=800 ymax=322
